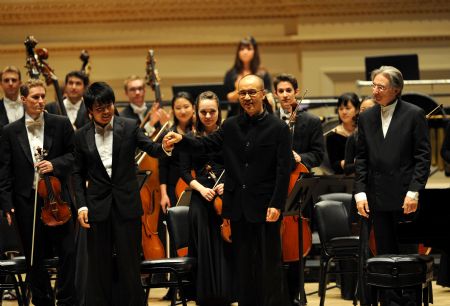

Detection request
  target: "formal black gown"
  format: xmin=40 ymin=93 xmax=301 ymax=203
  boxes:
xmin=326 ymin=131 xmax=348 ymax=175
xmin=179 ymin=136 xmax=235 ymax=305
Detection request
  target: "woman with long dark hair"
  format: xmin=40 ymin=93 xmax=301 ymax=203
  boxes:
xmin=224 ymin=36 xmax=271 ymax=117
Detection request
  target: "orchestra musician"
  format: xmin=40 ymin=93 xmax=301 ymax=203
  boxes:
xmin=0 ymin=66 xmax=23 ymax=137
xmin=120 ymin=75 xmax=169 ymax=135
xmin=326 ymin=92 xmax=360 ymax=174
xmin=224 ymin=36 xmax=272 ymax=118
xmin=46 ymin=70 xmax=90 ymax=130
xmin=179 ymin=91 xmax=234 ymax=305
xmin=159 ymin=91 xmax=195 ymax=213
xmin=355 ymin=65 xmax=431 ymax=255
xmin=165 ymin=74 xmax=291 ymax=306
xmin=273 ymin=73 xmax=324 ymax=305
xmin=0 ymin=79 xmax=76 ymax=306
xmin=73 ymin=81 xmax=174 ymax=306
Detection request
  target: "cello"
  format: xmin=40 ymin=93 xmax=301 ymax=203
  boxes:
xmin=281 ymin=90 xmax=313 ymax=262
xmin=24 ymin=36 xmax=67 ymax=117
xmin=139 ymin=50 xmax=166 ymax=260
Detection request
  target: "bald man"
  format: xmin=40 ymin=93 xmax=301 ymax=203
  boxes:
xmin=166 ymin=74 xmax=291 ymax=306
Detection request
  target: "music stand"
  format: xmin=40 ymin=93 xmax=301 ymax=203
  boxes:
xmin=284 ymin=175 xmax=320 ymax=306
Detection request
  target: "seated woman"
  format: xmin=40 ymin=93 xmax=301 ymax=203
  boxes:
xmin=344 ymin=96 xmax=376 ymax=175
xmin=224 ymin=36 xmax=271 ymax=118
xmin=326 ymin=92 xmax=360 ymax=174
xmin=179 ymin=91 xmax=234 ymax=305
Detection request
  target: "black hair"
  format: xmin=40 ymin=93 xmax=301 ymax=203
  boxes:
xmin=232 ymin=36 xmax=261 ymax=74
xmin=171 ymin=91 xmax=195 ymax=129
xmin=273 ymin=73 xmax=298 ymax=91
xmin=83 ymin=81 xmax=115 ymax=110
xmin=336 ymin=92 xmax=360 ymax=124
xmin=195 ymin=91 xmax=222 ymax=134
xmin=65 ymin=70 xmax=89 ymax=87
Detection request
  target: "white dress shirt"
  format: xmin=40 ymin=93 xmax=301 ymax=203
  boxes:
xmin=279 ymin=107 xmax=292 ymax=125
xmin=355 ymin=99 xmax=418 ymax=204
xmin=130 ymin=103 xmax=155 ymax=135
xmin=94 ymin=117 xmax=114 ymax=178
xmin=25 ymin=113 xmax=45 ymax=188
xmin=4 ymin=96 xmax=24 ymax=123
xmin=64 ymin=98 xmax=82 ymax=128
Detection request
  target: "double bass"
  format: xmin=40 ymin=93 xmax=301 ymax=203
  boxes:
xmin=24 ymin=36 xmax=67 ymax=117
xmin=281 ymin=90 xmax=313 ymax=262
xmin=139 ymin=50 xmax=166 ymax=260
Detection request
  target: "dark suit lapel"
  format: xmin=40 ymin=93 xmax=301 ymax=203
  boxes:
xmin=111 ymin=117 xmax=124 ymax=179
xmin=370 ymin=104 xmax=384 ymax=143
xmin=74 ymin=103 xmax=87 ymax=129
xmin=384 ymin=100 xmax=402 ymax=141
xmin=0 ymin=99 xmax=9 ymax=125
xmin=43 ymin=113 xmax=54 ymax=153
xmin=16 ymin=117 xmax=34 ymax=165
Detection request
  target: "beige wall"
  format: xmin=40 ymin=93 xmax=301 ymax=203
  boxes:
xmin=1 ymin=0 xmax=450 ymax=109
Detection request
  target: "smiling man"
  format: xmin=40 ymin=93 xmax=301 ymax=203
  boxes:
xmin=165 ymin=74 xmax=291 ymax=306
xmin=73 ymin=81 xmax=173 ymax=306
xmin=355 ymin=66 xmax=431 ymax=255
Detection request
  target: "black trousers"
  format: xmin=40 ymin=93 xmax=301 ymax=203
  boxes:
xmin=371 ymin=210 xmax=402 ymax=255
xmin=15 ymin=194 xmax=75 ymax=306
xmin=85 ymin=208 xmax=144 ymax=306
xmin=231 ymin=219 xmax=289 ymax=306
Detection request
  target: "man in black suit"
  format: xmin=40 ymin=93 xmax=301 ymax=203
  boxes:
xmin=120 ymin=75 xmax=168 ymax=135
xmin=0 ymin=79 xmax=76 ymax=306
xmin=166 ymin=74 xmax=291 ymax=306
xmin=0 ymin=66 xmax=23 ymax=136
xmin=273 ymin=73 xmax=324 ymax=304
xmin=46 ymin=70 xmax=90 ymax=130
xmin=73 ymin=81 xmax=174 ymax=306
xmin=354 ymin=65 xmax=431 ymax=255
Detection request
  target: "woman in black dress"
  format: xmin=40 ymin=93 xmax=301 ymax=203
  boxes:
xmin=326 ymin=92 xmax=360 ymax=174
xmin=223 ymin=36 xmax=271 ymax=118
xmin=179 ymin=91 xmax=234 ymax=305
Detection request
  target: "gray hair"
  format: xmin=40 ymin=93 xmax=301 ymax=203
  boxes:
xmin=371 ymin=65 xmax=404 ymax=94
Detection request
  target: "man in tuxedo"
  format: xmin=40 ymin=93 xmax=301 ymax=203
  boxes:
xmin=73 ymin=81 xmax=174 ymax=306
xmin=166 ymin=74 xmax=291 ymax=306
xmin=0 ymin=79 xmax=76 ymax=306
xmin=0 ymin=66 xmax=23 ymax=136
xmin=120 ymin=75 xmax=169 ymax=135
xmin=354 ymin=65 xmax=431 ymax=255
xmin=46 ymin=70 xmax=90 ymax=130
xmin=273 ymin=73 xmax=324 ymax=304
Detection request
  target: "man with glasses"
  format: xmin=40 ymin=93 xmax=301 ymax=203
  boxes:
xmin=165 ymin=74 xmax=291 ymax=306
xmin=120 ymin=75 xmax=168 ymax=136
xmin=73 ymin=82 xmax=174 ymax=306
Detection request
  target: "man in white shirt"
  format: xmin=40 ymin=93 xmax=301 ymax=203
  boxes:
xmin=46 ymin=70 xmax=90 ymax=130
xmin=73 ymin=81 xmax=174 ymax=306
xmin=120 ymin=75 xmax=169 ymax=136
xmin=0 ymin=66 xmax=23 ymax=135
xmin=354 ymin=66 xmax=431 ymax=254
xmin=0 ymin=79 xmax=76 ymax=306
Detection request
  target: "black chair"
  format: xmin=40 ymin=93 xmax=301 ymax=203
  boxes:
xmin=366 ymin=254 xmax=433 ymax=306
xmin=141 ymin=206 xmax=196 ymax=306
xmin=0 ymin=217 xmax=28 ymax=306
xmin=314 ymin=200 xmax=359 ymax=306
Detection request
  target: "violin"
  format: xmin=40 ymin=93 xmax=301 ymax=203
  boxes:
xmin=35 ymin=147 xmax=72 ymax=226
xmin=24 ymin=36 xmax=67 ymax=117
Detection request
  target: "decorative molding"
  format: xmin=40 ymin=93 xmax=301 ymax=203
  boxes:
xmin=1 ymin=0 xmax=449 ymax=25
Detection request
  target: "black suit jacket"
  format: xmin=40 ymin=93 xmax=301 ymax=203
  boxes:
xmin=354 ymin=99 xmax=431 ymax=211
xmin=182 ymin=111 xmax=292 ymax=222
xmin=275 ymin=109 xmax=324 ymax=169
xmin=45 ymin=101 xmax=90 ymax=130
xmin=73 ymin=116 xmax=166 ymax=222
xmin=0 ymin=98 xmax=10 ymax=137
xmin=0 ymin=113 xmax=75 ymax=212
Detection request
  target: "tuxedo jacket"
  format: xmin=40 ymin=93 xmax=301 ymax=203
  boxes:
xmin=0 ymin=98 xmax=9 ymax=137
xmin=0 ymin=113 xmax=75 ymax=212
xmin=119 ymin=103 xmax=152 ymax=126
xmin=354 ymin=99 xmax=431 ymax=211
xmin=45 ymin=101 xmax=90 ymax=130
xmin=73 ymin=116 xmax=166 ymax=222
xmin=275 ymin=109 xmax=324 ymax=169
xmin=182 ymin=110 xmax=292 ymax=222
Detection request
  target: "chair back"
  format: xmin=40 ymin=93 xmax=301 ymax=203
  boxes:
xmin=0 ymin=216 xmax=23 ymax=258
xmin=317 ymin=193 xmax=352 ymax=214
xmin=314 ymin=200 xmax=352 ymax=244
xmin=166 ymin=206 xmax=190 ymax=256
